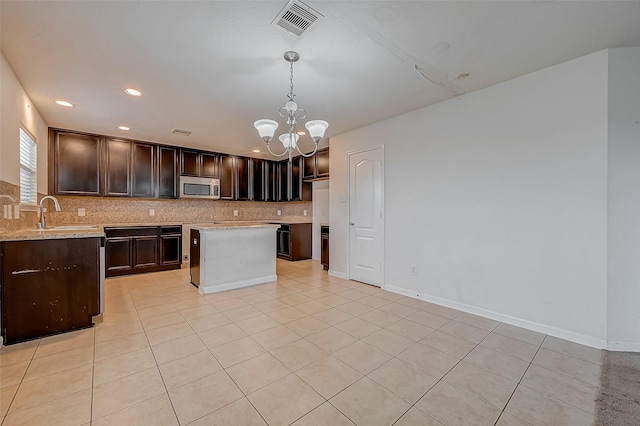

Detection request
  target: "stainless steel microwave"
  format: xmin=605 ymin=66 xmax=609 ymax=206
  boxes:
xmin=179 ymin=176 xmax=220 ymax=199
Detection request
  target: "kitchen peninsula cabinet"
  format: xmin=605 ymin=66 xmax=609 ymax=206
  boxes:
xmin=1 ymin=237 xmax=101 ymax=345
xmin=105 ymin=225 xmax=181 ymax=276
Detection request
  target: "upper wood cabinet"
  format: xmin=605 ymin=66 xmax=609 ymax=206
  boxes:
xmin=236 ymin=157 xmax=250 ymax=201
xmin=252 ymin=159 xmax=267 ymax=202
xmin=104 ymin=138 xmax=131 ymax=197
xmin=219 ymin=154 xmax=234 ymax=200
xmin=180 ymin=149 xmax=218 ymax=178
xmin=302 ymin=147 xmax=329 ymax=181
xmin=157 ymin=146 xmax=178 ymax=198
xmin=50 ymin=130 xmax=102 ymax=196
xmin=131 ymin=142 xmax=155 ymax=198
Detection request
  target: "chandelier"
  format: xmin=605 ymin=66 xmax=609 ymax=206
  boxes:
xmin=254 ymin=51 xmax=328 ymax=162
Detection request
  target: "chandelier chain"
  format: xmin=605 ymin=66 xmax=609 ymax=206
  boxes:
xmin=288 ymin=61 xmax=295 ymax=101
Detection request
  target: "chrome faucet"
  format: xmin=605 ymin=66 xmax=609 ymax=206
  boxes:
xmin=37 ymin=196 xmax=61 ymax=229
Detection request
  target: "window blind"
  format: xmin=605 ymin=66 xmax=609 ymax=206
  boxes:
xmin=20 ymin=128 xmax=37 ymax=203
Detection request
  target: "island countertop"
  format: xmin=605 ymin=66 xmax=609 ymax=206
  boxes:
xmin=191 ymin=223 xmax=281 ymax=231
xmin=0 ymin=227 xmax=105 ymax=242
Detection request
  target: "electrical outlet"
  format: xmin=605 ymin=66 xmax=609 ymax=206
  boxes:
xmin=149 ymin=209 xmax=155 ymax=216
xmin=233 ymin=210 xmax=238 ymax=216
xmin=277 ymin=209 xmax=282 ymax=216
xmin=303 ymin=209 xmax=307 ymax=216
xmin=3 ymin=205 xmax=8 ymax=219
xmin=410 ymin=267 xmax=416 ymax=275
xmin=78 ymin=208 xmax=86 ymax=217
xmin=341 ymin=194 xmax=347 ymax=202
xmin=6 ymin=205 xmax=12 ymax=220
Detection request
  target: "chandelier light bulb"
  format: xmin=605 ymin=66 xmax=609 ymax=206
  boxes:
xmin=254 ymin=119 xmax=279 ymax=142
xmin=305 ymin=120 xmax=329 ymax=143
xmin=279 ymin=133 xmax=299 ymax=149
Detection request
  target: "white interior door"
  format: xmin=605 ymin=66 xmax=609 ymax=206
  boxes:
xmin=348 ymin=147 xmax=384 ymax=286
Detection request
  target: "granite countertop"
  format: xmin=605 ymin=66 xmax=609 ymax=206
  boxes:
xmin=192 ymin=223 xmax=281 ymax=231
xmin=0 ymin=227 xmax=105 ymax=242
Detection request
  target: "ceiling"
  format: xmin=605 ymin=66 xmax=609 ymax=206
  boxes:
xmin=2 ymin=1 xmax=640 ymax=159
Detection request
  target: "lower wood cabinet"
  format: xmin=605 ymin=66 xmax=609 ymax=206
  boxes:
xmin=0 ymin=237 xmax=101 ymax=345
xmin=105 ymin=225 xmax=181 ymax=276
xmin=275 ymin=223 xmax=312 ymax=261
xmin=321 ymin=225 xmax=329 ymax=270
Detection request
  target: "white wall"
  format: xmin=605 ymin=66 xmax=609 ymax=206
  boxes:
xmin=330 ymin=50 xmax=610 ymax=347
xmin=312 ymin=180 xmax=329 ymax=260
xmin=1 ymin=53 xmax=48 ymax=193
xmin=607 ymin=48 xmax=640 ymax=351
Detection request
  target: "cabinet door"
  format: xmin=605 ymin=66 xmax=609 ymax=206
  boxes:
xmin=303 ymin=155 xmax=316 ymax=180
xmin=157 ymin=146 xmax=178 ymax=198
xmin=316 ymin=148 xmax=329 ymax=178
xmin=279 ymin=161 xmax=290 ymax=201
xmin=52 ymin=131 xmax=101 ymax=195
xmin=236 ymin=157 xmax=250 ymax=200
xmin=106 ymin=237 xmax=133 ymax=272
xmin=219 ymin=155 xmax=235 ymax=200
xmin=291 ymin=157 xmax=312 ymax=201
xmin=252 ymin=159 xmax=266 ymax=201
xmin=181 ymin=149 xmax=200 ymax=176
xmin=266 ymin=161 xmax=279 ymax=202
xmin=321 ymin=233 xmax=329 ymax=270
xmin=160 ymin=235 xmax=181 ymax=265
xmin=131 ymin=143 xmax=155 ymax=198
xmin=104 ymin=138 xmax=131 ymax=196
xmin=133 ymin=236 xmax=158 ymax=268
xmin=201 ymin=153 xmax=218 ymax=178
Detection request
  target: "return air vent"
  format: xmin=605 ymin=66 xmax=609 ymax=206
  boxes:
xmin=172 ymin=128 xmax=192 ymax=136
xmin=272 ymin=0 xmax=323 ymax=36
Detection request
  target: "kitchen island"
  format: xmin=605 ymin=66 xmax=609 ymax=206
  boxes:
xmin=190 ymin=223 xmax=280 ymax=294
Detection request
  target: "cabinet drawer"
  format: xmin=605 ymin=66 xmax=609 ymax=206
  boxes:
xmin=105 ymin=227 xmax=158 ymax=238
xmin=160 ymin=226 xmax=182 ymax=235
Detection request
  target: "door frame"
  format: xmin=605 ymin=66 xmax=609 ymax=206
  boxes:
xmin=347 ymin=145 xmax=385 ymax=287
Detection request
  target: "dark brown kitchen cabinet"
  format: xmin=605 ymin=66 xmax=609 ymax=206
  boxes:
xmin=105 ymin=226 xmax=181 ymax=277
xmin=279 ymin=160 xmax=289 ymax=201
xmin=50 ymin=130 xmax=101 ymax=195
xmin=275 ymin=223 xmax=312 ymax=261
xmin=104 ymin=138 xmax=131 ymax=196
xmin=131 ymin=142 xmax=155 ymax=198
xmin=201 ymin=153 xmax=218 ymax=178
xmin=180 ymin=149 xmax=218 ymax=178
xmin=279 ymin=158 xmax=311 ymax=201
xmin=219 ymin=155 xmax=235 ymax=200
xmin=266 ymin=161 xmax=279 ymax=202
xmin=252 ymin=159 xmax=267 ymax=201
xmin=157 ymin=146 xmax=179 ymax=198
xmin=321 ymin=225 xmax=329 ymax=270
xmin=236 ymin=157 xmax=250 ymax=200
xmin=302 ymin=147 xmax=329 ymax=181
xmin=1 ymin=237 xmax=101 ymax=345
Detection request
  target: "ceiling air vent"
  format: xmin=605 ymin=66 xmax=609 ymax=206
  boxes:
xmin=172 ymin=128 xmax=192 ymax=136
xmin=272 ymin=0 xmax=323 ymax=36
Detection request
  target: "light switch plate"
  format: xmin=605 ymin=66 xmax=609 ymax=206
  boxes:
xmin=78 ymin=208 xmax=86 ymax=217
xmin=233 ymin=210 xmax=238 ymax=216
xmin=303 ymin=210 xmax=307 ymax=216
xmin=277 ymin=209 xmax=282 ymax=216
xmin=149 ymin=209 xmax=155 ymax=216
xmin=14 ymin=205 xmax=20 ymax=219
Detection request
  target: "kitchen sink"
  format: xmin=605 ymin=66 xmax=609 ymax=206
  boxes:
xmin=31 ymin=225 xmax=99 ymax=231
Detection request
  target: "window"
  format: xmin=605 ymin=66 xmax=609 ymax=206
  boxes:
xmin=20 ymin=127 xmax=37 ymax=204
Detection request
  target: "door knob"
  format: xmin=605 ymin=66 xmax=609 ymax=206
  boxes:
xmin=349 ymin=222 xmax=355 ymax=226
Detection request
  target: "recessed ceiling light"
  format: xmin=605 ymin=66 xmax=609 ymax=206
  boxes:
xmin=252 ymin=149 xmax=261 ymax=153
xmin=297 ymin=131 xmax=306 ymax=135
xmin=118 ymin=126 xmax=130 ymax=131
xmin=54 ymin=100 xmax=74 ymax=107
xmin=124 ymin=88 xmax=142 ymax=97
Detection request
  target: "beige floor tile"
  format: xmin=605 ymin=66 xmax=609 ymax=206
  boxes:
xmin=279 ymin=293 xmax=314 ymax=306
xmin=406 ymin=310 xmax=450 ymax=329
xmin=172 ymin=296 xmax=210 ymax=311
xmin=359 ymin=309 xmax=402 ymax=328
xmin=187 ymin=312 xmax=233 ymax=333
xmin=423 ymin=304 xmax=463 ymax=319
xmin=95 ymin=321 xmax=145 ymax=343
xmin=92 ymin=393 xmax=178 ymax=426
xmin=133 ymin=294 xmax=170 ymax=310
xmin=252 ymin=325 xmax=301 ymax=350
xmin=179 ymin=304 xmax=220 ymax=321
xmin=421 ymin=330 xmax=476 ymax=359
xmin=33 ymin=329 xmax=94 ymax=359
xmin=240 ymin=291 xmax=274 ymax=305
xmin=397 ymin=342 xmax=459 ymax=379
xmin=296 ymin=356 xmax=363 ymax=399
xmin=94 ymin=332 xmax=149 ymax=361
xmin=394 ymin=407 xmax=445 ymax=426
xmin=359 ymin=295 xmax=392 ymax=309
xmin=226 ymin=352 xmax=291 ymax=393
xmin=210 ymin=336 xmax=266 ymax=368
xmin=291 ymin=402 xmax=355 ymax=425
xmin=334 ymin=317 xmax=382 ymax=339
xmin=188 ymin=397 xmax=267 ymax=426
xmin=296 ymin=300 xmax=331 ymax=315
xmin=377 ymin=302 xmax=419 ymax=318
xmin=285 ymin=316 xmax=330 ymax=336
xmin=440 ymin=321 xmax=490 ymax=344
xmin=141 ymin=312 xmax=185 ymax=331
xmin=248 ymin=374 xmax=324 ymax=426
xmin=0 ymin=361 xmax=29 ymax=389
xmin=94 ymin=347 xmax=156 ymax=386
xmin=333 ymin=341 xmax=392 ymax=375
xmin=270 ymin=339 xmax=328 ymax=371
xmin=330 ymin=377 xmax=410 ymax=426
xmin=306 ymin=328 xmax=357 ymax=353
xmin=395 ymin=297 xmax=433 ymax=310
xmin=210 ymin=297 xmax=251 ymax=312
xmin=315 ymin=294 xmax=352 ymax=308
xmin=235 ymin=314 xmax=281 ymax=336
xmin=338 ymin=289 xmax=369 ymax=300
xmin=444 ymin=361 xmax=518 ymax=408
xmin=168 ymin=370 xmax=243 ymax=425
xmin=23 ymin=345 xmax=94 ymax=382
xmin=1 ymin=384 xmax=19 ymax=417
xmin=151 ymin=334 xmax=207 ymax=365
xmin=224 ymin=305 xmax=263 ymax=322
xmin=0 ymin=340 xmax=38 ymax=367
xmin=268 ymin=306 xmax=308 ymax=323
xmin=463 ymin=346 xmax=530 ymax=382
xmin=416 ymin=381 xmax=501 ymax=426
xmin=312 ymin=308 xmax=354 ymax=326
xmin=92 ymin=367 xmax=165 ymax=420
xmin=158 ymin=350 xmax=222 ymax=390
xmin=480 ymin=333 xmax=539 ymax=362
xmin=3 ymin=389 xmax=91 ymax=426
xmin=137 ymin=303 xmax=177 ymax=320
xmin=385 ymin=318 xmax=435 ymax=342
xmin=521 ymin=365 xmax=598 ymax=413
xmin=336 ymin=301 xmax=375 ymax=316
xmin=454 ymin=313 xmax=500 ymax=332
xmin=203 ymin=292 xmax=238 ymax=304
xmin=368 ymin=358 xmax=439 ymax=404
xmin=493 ymin=323 xmax=546 ymax=347
xmin=532 ymin=347 xmax=601 ymax=386
xmin=362 ymin=329 xmax=415 ymax=356
xmin=198 ymin=323 xmax=247 ymax=348
xmin=496 ymin=412 xmax=533 ymax=426
xmin=253 ymin=298 xmax=290 ymax=313
xmin=541 ymin=336 xmax=603 ymax=365
xmin=505 ymin=385 xmax=594 ymax=426
xmin=145 ymin=321 xmax=194 ymax=346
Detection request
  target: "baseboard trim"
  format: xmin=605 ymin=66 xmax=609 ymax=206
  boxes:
xmin=328 ymin=270 xmax=348 ymax=279
xmin=199 ymin=275 xmax=278 ymax=295
xmin=384 ymin=284 xmax=608 ymax=350
xmin=607 ymin=341 xmax=640 ymax=352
